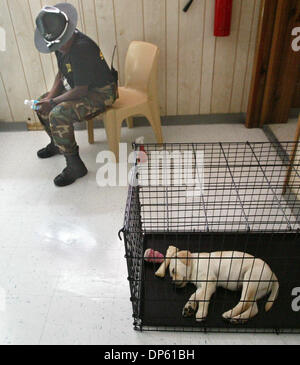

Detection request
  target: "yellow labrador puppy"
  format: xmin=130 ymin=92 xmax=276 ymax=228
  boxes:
xmin=155 ymin=246 xmax=279 ymax=323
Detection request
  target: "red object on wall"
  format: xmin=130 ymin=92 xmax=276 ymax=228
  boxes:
xmin=214 ymin=0 xmax=233 ymax=37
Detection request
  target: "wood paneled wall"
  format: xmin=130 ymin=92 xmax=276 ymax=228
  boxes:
xmin=0 ymin=0 xmax=261 ymax=123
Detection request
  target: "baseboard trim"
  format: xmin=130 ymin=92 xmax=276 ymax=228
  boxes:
xmin=1 ymin=111 xmax=298 ymax=133
xmin=289 ymin=108 xmax=300 ymax=118
xmin=0 ymin=121 xmax=28 ymax=132
xmin=0 ymin=113 xmax=246 ymax=132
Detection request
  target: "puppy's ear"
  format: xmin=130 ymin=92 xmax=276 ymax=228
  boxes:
xmin=155 ymin=245 xmax=178 ymax=278
xmin=177 ymin=250 xmax=192 ymax=266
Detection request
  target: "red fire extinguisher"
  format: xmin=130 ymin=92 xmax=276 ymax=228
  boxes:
xmin=214 ymin=0 xmax=233 ymax=37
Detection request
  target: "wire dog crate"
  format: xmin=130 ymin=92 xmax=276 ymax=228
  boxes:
xmin=121 ymin=141 xmax=300 ymax=333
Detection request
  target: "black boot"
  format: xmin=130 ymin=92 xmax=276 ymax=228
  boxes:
xmin=37 ymin=142 xmax=60 ymax=159
xmin=54 ymin=148 xmax=88 ymax=187
xmin=36 ymin=112 xmax=60 ymax=159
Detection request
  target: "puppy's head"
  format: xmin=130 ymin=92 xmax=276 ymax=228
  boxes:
xmin=169 ymin=250 xmax=192 ymax=288
xmin=155 ymin=246 xmax=192 ymax=287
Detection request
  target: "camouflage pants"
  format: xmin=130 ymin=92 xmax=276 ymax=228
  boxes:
xmin=36 ymin=82 xmax=118 ymax=155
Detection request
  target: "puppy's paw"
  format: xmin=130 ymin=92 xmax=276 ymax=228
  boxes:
xmin=195 ymin=315 xmax=207 ymax=322
xmin=182 ymin=302 xmax=196 ymax=317
xmin=229 ymin=316 xmax=249 ymax=325
xmin=195 ymin=306 xmax=208 ymax=322
xmin=222 ymin=310 xmax=234 ymax=320
xmin=222 ymin=311 xmax=248 ymax=324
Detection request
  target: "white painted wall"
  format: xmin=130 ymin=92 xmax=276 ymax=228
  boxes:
xmin=0 ymin=0 xmax=261 ymax=123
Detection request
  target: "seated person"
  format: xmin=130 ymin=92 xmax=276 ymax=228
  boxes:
xmin=34 ymin=3 xmax=118 ymax=187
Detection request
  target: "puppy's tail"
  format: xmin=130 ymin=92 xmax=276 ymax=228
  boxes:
xmin=265 ymin=274 xmax=279 ymax=312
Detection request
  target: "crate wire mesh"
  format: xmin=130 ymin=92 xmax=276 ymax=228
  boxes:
xmin=122 ymin=141 xmax=300 ymax=333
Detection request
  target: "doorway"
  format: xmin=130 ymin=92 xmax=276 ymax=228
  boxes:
xmin=246 ymin=0 xmax=300 ymax=129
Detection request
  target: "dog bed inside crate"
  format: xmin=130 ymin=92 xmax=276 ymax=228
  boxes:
xmin=141 ymin=232 xmax=300 ymax=331
xmin=122 ymin=142 xmax=300 ymax=333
